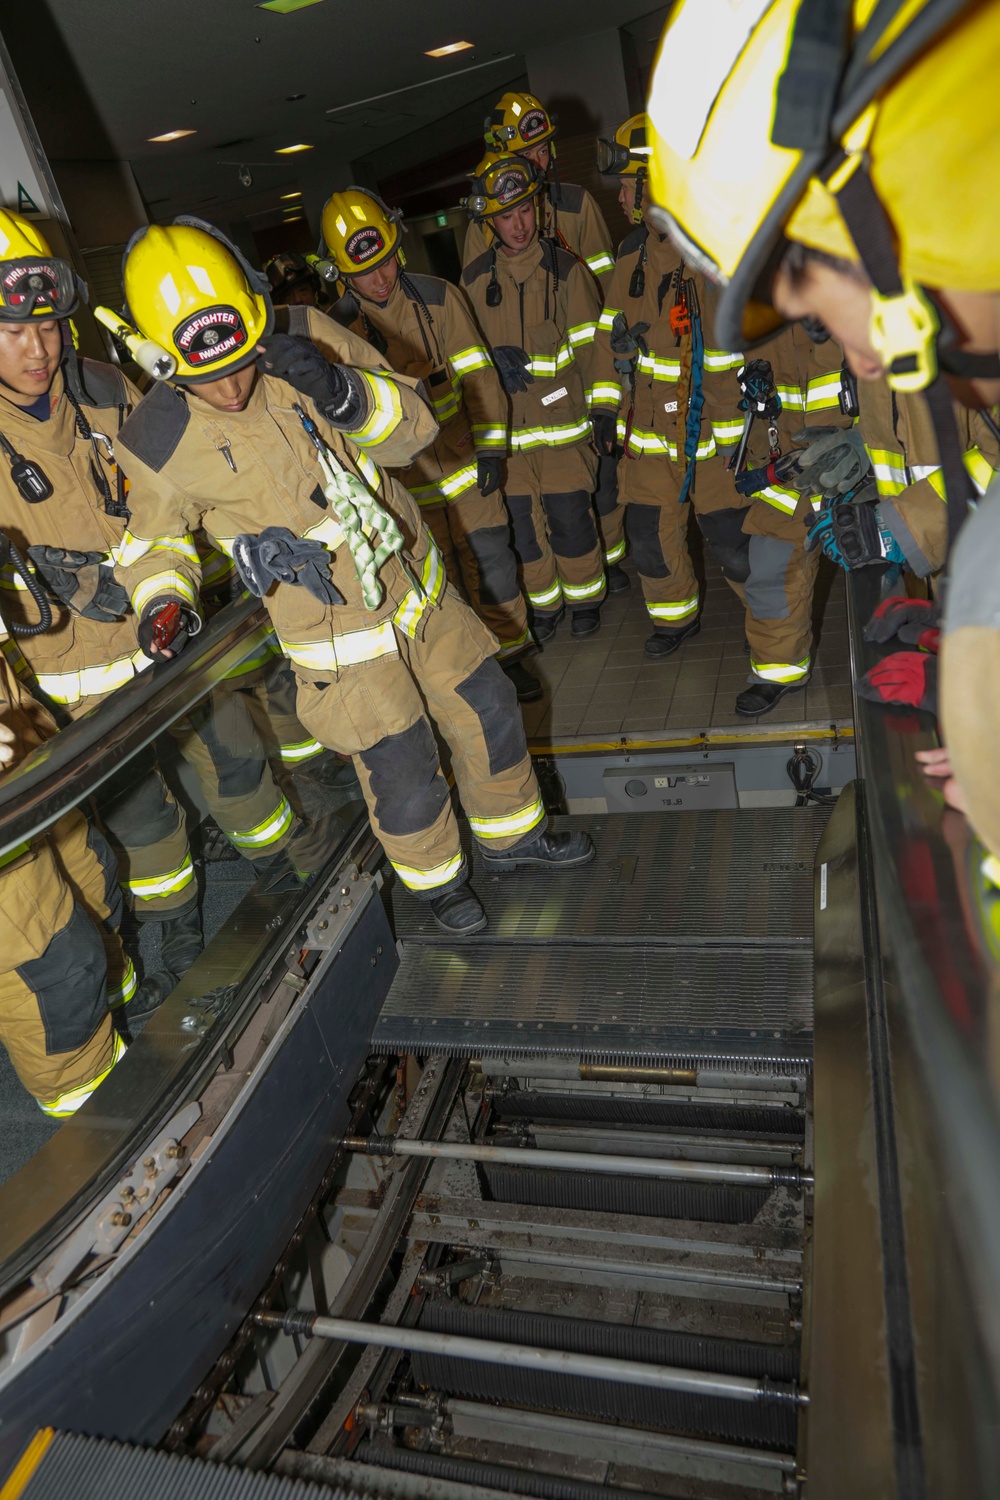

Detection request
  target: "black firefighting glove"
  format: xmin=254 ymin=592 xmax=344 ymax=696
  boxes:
xmin=477 ymin=455 xmax=503 ymax=497
xmin=789 ymin=426 xmax=870 ymax=496
xmin=856 ymin=651 xmax=938 ymax=713
xmin=863 ymin=595 xmax=941 ymax=649
xmin=232 ymin=526 xmax=345 ymax=605
xmin=590 ymin=411 xmax=619 ymax=455
xmin=136 ymin=599 xmax=200 ymax=661
xmin=256 ymin=334 xmax=365 ymax=428
xmin=609 ymin=312 xmax=649 ymax=376
xmin=27 ymin=545 xmax=130 ymax=623
xmin=492 ymin=345 xmax=533 ymax=394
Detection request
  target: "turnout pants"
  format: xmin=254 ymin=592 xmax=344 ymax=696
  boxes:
xmin=0 ymin=810 xmax=131 ymax=1116
xmin=740 ymin=498 xmax=817 ymax=685
xmin=621 ymin=453 xmax=750 ymax=626
xmin=95 ymin=750 xmax=195 ymax=922
xmin=293 ymin=588 xmax=544 ymax=898
xmin=595 ymin=452 xmax=627 ymax=567
xmin=505 ymin=444 xmax=605 ymax=618
xmin=420 ymin=488 xmax=532 ymax=660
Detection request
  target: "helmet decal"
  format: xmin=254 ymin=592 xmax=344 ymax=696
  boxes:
xmin=344 ymin=225 xmax=386 ymax=265
xmin=518 ymin=108 xmax=549 ymax=142
xmin=1 ymin=261 xmax=60 ymax=311
xmin=173 ymin=305 xmax=248 ymax=367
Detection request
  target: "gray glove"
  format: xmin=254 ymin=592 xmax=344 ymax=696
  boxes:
xmin=609 ymin=313 xmax=649 ymax=376
xmin=232 ymin=526 xmax=345 ymax=605
xmin=27 ymin=545 xmax=130 ymax=623
xmin=492 ymin=345 xmax=533 ymax=395
xmin=789 ymin=426 xmax=871 ymax=496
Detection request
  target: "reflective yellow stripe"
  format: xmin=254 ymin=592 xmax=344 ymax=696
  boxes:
xmin=636 ymin=352 xmax=681 ymax=380
xmin=598 ymin=307 xmax=620 ymax=333
xmin=39 ymin=1031 xmax=128 ymax=1117
xmin=129 ymin=854 xmax=196 ymax=901
xmin=965 ymin=446 xmax=995 ymax=495
xmin=439 ymin=464 xmax=479 ymax=501
xmin=590 ymin=382 xmax=622 ymax=405
xmin=392 ymin=851 xmax=465 ymax=892
xmin=751 ymin=658 xmax=810 ymax=684
xmin=451 ymin=345 xmax=493 ymax=375
xmin=132 ymin=570 xmax=197 ymax=619
xmin=586 ymin=253 xmax=615 ymax=275
xmin=759 ymin=483 xmax=800 ymax=514
xmin=280 ymin=618 xmax=399 ymax=672
xmin=703 ymin=349 xmax=744 ymax=371
xmin=513 ymin=418 xmax=592 ymax=451
xmin=431 ymin=389 xmax=461 ymax=422
xmin=0 ymin=840 xmax=30 ymax=870
xmin=394 ymin=540 xmax=446 ymax=639
xmin=230 ymin=796 xmax=295 ymax=850
xmin=712 ymin=418 xmax=745 ymax=444
xmin=562 ymin=574 xmax=605 ymax=601
xmin=604 ymin=539 xmax=626 ymax=564
xmin=526 ymin=343 xmax=576 ymax=377
xmin=567 ymin=320 xmax=597 ymax=346
xmin=776 ymin=384 xmax=805 ymax=409
xmin=528 ymin=580 xmax=563 ymax=608
xmin=805 ymin=374 xmax=843 ymax=410
xmin=472 ymin=422 xmax=506 ymax=450
xmin=495 ymin=627 xmax=532 ymax=659
xmin=114 ymin=530 xmax=199 ymax=568
xmin=279 ymin=736 xmax=326 ymax=765
xmin=355 ymin=370 xmax=404 ymax=448
xmin=468 ymin=796 xmax=545 ymax=841
xmin=107 ymin=955 xmax=138 ymax=1009
xmin=647 ymin=595 xmax=699 ymax=622
xmin=223 ymin=633 xmax=281 ymax=679
xmin=34 ymin=650 xmax=151 ymax=705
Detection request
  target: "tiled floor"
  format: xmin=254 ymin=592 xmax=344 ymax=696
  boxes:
xmin=522 ymin=554 xmax=854 ymax=746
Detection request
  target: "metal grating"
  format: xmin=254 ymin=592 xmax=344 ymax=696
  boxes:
xmin=389 ymin=810 xmax=827 ymax=945
xmin=373 ymin=942 xmax=813 ymax=1063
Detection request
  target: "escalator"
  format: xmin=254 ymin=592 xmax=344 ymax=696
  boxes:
xmin=0 ymin=572 xmax=999 ymax=1498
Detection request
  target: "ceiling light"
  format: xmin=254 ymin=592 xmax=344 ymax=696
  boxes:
xmin=280 ymin=191 xmax=301 ymax=199
xmin=275 ymin=143 xmax=313 ymax=154
xmin=283 ymin=215 xmax=304 ymax=223
xmin=257 ymin=0 xmax=325 ymax=12
xmin=424 ymin=40 xmax=474 ymax=58
xmin=148 ymin=129 xmax=196 ymax=143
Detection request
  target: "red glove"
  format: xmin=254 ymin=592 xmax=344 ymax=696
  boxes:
xmin=856 ymin=651 xmax=938 ymax=712
xmin=863 ymin=595 xmax=939 ymax=645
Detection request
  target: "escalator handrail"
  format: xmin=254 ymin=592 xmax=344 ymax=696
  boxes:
xmin=0 ymin=598 xmax=269 ymax=860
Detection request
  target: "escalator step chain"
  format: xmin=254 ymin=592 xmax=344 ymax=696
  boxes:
xmin=483 ymin=1163 xmax=770 ymax=1225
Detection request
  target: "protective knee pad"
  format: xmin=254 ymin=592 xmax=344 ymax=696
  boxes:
xmin=625 ymin=502 xmax=670 ymax=578
xmin=744 ymin=535 xmax=796 ymax=621
xmin=456 ymin=658 xmax=528 ymax=775
xmin=359 ymin=717 xmax=450 ymax=837
xmin=541 ymin=490 xmax=598 ymax=559
xmin=506 ymin=493 xmax=543 ymax=564
xmin=696 ymin=507 xmax=752 ymax=584
xmin=17 ymin=903 xmax=108 ymax=1054
xmin=594 ymin=453 xmax=620 ymax=516
xmin=465 ymin=524 xmax=520 ymax=605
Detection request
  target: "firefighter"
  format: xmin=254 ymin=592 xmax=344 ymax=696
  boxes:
xmin=0 ymin=211 xmax=317 ymax=1016
xmin=320 ymin=187 xmax=540 ymax=703
xmin=112 ymin=218 xmax=594 ymax=937
xmin=0 ymin=642 xmax=131 ymax=1117
xmin=265 ymin=252 xmax=322 ymax=308
xmin=462 ymin=153 xmax=607 ymax=641
xmin=592 ymin=116 xmax=849 ymax=710
xmin=463 ymin=92 xmax=615 ymax=286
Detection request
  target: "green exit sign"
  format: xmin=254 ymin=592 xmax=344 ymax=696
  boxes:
xmin=436 ymin=213 xmax=448 ymax=227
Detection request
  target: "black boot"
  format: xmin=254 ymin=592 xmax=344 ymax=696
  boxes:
xmin=644 ymin=618 xmax=701 ymax=658
xmin=429 ymin=883 xmax=488 ymax=935
xmin=502 ymin=658 xmax=543 ymax=703
xmin=481 ymin=827 xmax=596 ymax=873
xmin=606 ymin=563 xmax=630 ymax=593
xmin=735 ymin=679 xmax=808 ymax=717
xmin=128 ymin=905 xmax=204 ymax=1022
xmin=570 ymin=608 xmax=601 ymax=639
xmin=533 ymin=606 xmax=565 ymax=644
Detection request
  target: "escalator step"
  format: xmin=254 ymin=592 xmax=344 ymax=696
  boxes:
xmin=482 ymin=1162 xmax=770 ymax=1225
xmin=412 ymin=1303 xmax=798 ymax=1452
xmin=492 ymin=1090 xmax=805 ymax=1138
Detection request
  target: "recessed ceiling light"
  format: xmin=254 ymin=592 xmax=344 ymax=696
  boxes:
xmin=280 ymin=191 xmax=302 ymax=199
xmin=275 ymin=142 xmax=313 ymax=154
xmin=257 ymin=0 xmax=325 ymax=12
xmin=424 ymin=40 xmax=474 ymax=58
xmin=148 ymin=129 xmax=196 ymax=143
xmin=283 ymin=215 xmax=304 ymax=223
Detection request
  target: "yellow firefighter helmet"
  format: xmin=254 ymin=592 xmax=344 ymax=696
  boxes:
xmin=0 ymin=209 xmax=85 ymax=321
xmin=462 ymin=151 xmax=543 ymax=220
xmin=123 ymin=217 xmax=272 ymax=384
xmin=597 ymin=113 xmax=651 ymax=224
xmin=485 ymin=91 xmax=556 ymax=153
xmin=321 ymin=188 xmax=403 ymax=279
xmin=645 ymin=0 xmax=1000 ymax=374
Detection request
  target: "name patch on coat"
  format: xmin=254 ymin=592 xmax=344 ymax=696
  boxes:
xmin=541 ymin=386 xmax=568 ymax=407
